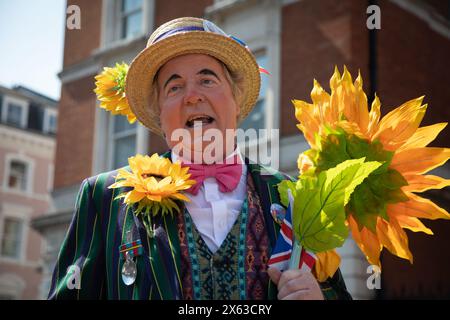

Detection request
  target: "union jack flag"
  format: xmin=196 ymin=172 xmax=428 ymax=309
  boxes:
xmin=268 ymin=192 xmax=317 ymax=272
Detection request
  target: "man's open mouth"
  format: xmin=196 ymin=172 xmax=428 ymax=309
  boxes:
xmin=185 ymin=115 xmax=215 ymax=128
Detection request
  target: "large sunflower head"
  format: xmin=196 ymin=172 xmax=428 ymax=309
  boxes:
xmin=109 ymin=153 xmax=196 ymax=217
xmin=293 ymin=66 xmax=450 ymax=267
xmin=94 ymin=62 xmax=136 ymax=124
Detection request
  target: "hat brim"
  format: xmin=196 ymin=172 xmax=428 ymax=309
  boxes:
xmin=125 ymin=31 xmax=261 ymax=136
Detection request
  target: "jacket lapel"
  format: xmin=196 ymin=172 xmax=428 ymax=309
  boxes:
xmin=247 ymin=161 xmax=284 ymax=247
xmin=146 ymin=151 xmax=182 ymax=299
xmin=247 ymin=161 xmax=292 ymax=300
xmin=112 ymin=156 xmax=182 ymax=300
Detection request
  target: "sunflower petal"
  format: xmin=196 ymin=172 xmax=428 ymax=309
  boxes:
xmin=374 ymin=97 xmax=427 ymax=150
xmin=124 ymin=190 xmax=146 ymax=203
xmin=402 ymin=174 xmax=450 ymax=192
xmin=352 ymin=70 xmax=370 ymax=135
xmin=147 ymin=194 xmax=162 ymax=202
xmin=313 ymin=250 xmax=341 ymax=282
xmin=390 ymin=147 xmax=450 ymax=175
xmin=311 ymin=79 xmax=334 ymax=124
xmin=293 ymin=99 xmax=321 ymax=147
xmin=348 ymin=215 xmax=382 ymax=266
xmin=367 ymin=94 xmax=381 ymax=137
xmin=395 ymin=215 xmax=433 ymax=235
xmin=158 ymin=176 xmax=173 ymax=188
xmin=398 ymin=122 xmax=447 ymax=151
xmin=134 ymin=183 xmax=149 ymax=193
xmin=376 ymin=218 xmax=413 ymax=263
xmin=171 ymin=192 xmax=191 ymax=202
xmin=387 ymin=192 xmax=450 ymax=220
xmin=329 ymin=66 xmax=341 ymax=123
xmin=129 ymin=156 xmax=141 ymax=173
xmin=338 ymin=67 xmax=357 ymax=123
xmin=375 ymin=96 xmax=424 ymax=133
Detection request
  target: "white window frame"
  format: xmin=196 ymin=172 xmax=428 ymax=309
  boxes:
xmin=3 ymin=153 xmax=35 ymax=195
xmin=101 ymin=0 xmax=154 ymax=47
xmin=93 ymin=102 xmax=149 ymax=174
xmin=43 ymin=108 xmax=58 ymax=134
xmin=47 ymin=163 xmax=54 ymax=192
xmin=107 ymin=113 xmax=138 ymax=170
xmin=0 ymin=212 xmax=28 ymax=263
xmin=1 ymin=95 xmax=29 ymax=128
xmin=118 ymin=0 xmax=144 ymax=40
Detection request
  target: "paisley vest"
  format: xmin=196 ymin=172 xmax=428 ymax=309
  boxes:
xmin=177 ymin=173 xmax=271 ymax=299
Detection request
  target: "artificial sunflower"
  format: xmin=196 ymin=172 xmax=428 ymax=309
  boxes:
xmin=94 ymin=62 xmax=136 ymax=123
xmin=293 ymin=66 xmax=450 ymax=267
xmin=109 ymin=154 xmax=196 ymax=234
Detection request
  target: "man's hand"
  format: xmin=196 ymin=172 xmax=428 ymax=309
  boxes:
xmin=267 ymin=268 xmax=324 ymax=300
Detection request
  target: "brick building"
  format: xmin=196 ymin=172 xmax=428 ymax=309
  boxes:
xmin=0 ymin=85 xmax=58 ymax=299
xmin=33 ymin=0 xmax=450 ymax=299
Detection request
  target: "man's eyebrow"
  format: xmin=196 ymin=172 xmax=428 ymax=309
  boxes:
xmin=163 ymin=74 xmax=181 ymax=90
xmin=197 ymin=69 xmax=220 ymax=80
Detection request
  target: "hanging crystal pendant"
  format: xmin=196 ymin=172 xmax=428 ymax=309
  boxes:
xmin=121 ymin=231 xmax=137 ymax=286
xmin=122 ymin=252 xmax=137 ymax=286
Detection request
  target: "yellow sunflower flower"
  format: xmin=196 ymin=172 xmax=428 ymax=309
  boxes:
xmin=94 ymin=62 xmax=136 ymax=123
xmin=293 ymin=66 xmax=450 ymax=267
xmin=109 ymin=154 xmax=196 ymax=230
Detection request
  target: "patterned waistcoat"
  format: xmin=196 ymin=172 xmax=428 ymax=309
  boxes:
xmin=178 ymin=173 xmax=271 ymax=300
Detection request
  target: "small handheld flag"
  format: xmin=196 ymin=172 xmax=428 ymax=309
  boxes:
xmin=268 ymin=190 xmax=317 ymax=272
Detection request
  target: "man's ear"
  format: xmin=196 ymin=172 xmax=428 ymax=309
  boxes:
xmin=236 ymin=102 xmax=241 ymax=122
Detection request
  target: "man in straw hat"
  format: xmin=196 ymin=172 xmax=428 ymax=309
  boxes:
xmin=48 ymin=17 xmax=351 ymax=300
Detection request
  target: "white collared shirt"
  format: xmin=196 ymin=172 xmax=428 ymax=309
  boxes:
xmin=171 ymin=149 xmax=247 ymax=253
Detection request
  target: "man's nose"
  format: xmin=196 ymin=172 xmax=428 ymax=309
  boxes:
xmin=183 ymin=84 xmax=204 ymax=105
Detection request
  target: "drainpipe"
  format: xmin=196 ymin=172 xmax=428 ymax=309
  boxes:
xmin=368 ymin=0 xmax=378 ymax=102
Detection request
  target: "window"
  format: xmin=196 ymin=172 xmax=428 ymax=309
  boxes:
xmin=1 ymin=97 xmax=28 ymax=128
xmin=240 ymin=53 xmax=268 ymax=131
xmin=1 ymin=217 xmax=23 ymax=259
xmin=48 ymin=114 xmax=57 ymax=133
xmin=110 ymin=115 xmax=137 ymax=169
xmin=43 ymin=109 xmax=57 ymax=134
xmin=101 ymin=0 xmax=152 ymax=46
xmin=7 ymin=160 xmax=28 ymax=191
xmin=27 ymin=102 xmax=44 ymax=132
xmin=6 ymin=103 xmax=24 ymax=127
xmin=121 ymin=0 xmax=143 ymax=40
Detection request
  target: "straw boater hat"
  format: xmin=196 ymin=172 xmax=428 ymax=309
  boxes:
xmin=125 ymin=17 xmax=261 ymax=136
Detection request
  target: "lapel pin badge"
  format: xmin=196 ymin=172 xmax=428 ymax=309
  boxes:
xmin=270 ymin=203 xmax=286 ymax=226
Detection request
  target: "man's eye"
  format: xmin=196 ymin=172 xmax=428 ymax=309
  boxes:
xmin=201 ymin=79 xmax=215 ymax=86
xmin=168 ymin=85 xmax=180 ymax=94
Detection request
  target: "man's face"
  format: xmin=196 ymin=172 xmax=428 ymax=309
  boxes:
xmin=157 ymin=53 xmax=239 ymax=161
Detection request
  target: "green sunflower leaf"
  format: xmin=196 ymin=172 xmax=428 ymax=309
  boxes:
xmin=316 ymin=131 xmax=350 ymax=170
xmin=349 ymin=184 xmax=387 ymax=232
xmin=293 ymin=158 xmax=382 ymax=253
xmin=277 ymin=180 xmax=297 ymax=208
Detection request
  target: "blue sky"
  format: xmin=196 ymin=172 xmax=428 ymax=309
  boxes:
xmin=0 ymin=0 xmax=66 ymax=100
